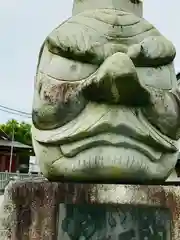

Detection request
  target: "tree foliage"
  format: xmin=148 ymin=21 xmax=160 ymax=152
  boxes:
xmin=0 ymin=119 xmax=32 ymax=146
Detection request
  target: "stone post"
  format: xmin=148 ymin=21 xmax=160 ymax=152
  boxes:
xmin=0 ymin=180 xmax=179 ymax=239
xmin=72 ymin=0 xmax=143 ymax=17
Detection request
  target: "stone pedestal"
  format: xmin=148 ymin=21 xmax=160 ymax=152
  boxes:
xmin=0 ymin=180 xmax=180 ymax=240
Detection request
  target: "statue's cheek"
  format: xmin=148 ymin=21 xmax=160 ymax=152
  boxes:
xmin=32 ymin=73 xmax=87 ymax=130
xmin=39 ymin=78 xmax=80 ymax=105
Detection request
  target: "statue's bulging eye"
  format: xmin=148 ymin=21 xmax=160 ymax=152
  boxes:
xmin=38 ymin=45 xmax=98 ymax=81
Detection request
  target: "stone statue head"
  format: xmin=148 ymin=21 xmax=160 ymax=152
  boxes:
xmin=32 ymin=7 xmax=179 ymax=182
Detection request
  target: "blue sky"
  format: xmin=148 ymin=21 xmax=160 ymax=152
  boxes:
xmin=0 ymin=0 xmax=180 ymax=124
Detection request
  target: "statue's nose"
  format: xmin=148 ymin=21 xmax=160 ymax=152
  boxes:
xmin=82 ymin=52 xmax=150 ymax=106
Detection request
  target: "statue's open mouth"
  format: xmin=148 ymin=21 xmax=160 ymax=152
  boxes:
xmin=50 ymin=143 xmax=174 ymax=182
xmin=60 ymin=132 xmax=162 ymax=162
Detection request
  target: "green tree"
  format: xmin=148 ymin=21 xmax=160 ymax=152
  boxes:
xmin=0 ymin=119 xmax=32 ymax=146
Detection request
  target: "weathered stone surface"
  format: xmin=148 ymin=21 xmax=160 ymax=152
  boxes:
xmin=0 ymin=180 xmax=180 ymax=240
xmin=58 ymin=204 xmax=170 ymax=239
xmin=72 ymin=0 xmax=143 ymax=17
xmin=32 ymin=0 xmax=180 ymax=181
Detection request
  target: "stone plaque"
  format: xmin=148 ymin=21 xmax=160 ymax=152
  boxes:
xmin=57 ymin=204 xmax=171 ymax=240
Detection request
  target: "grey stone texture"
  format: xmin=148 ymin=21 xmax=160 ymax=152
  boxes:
xmin=32 ymin=0 xmax=180 ymax=181
xmin=0 ymin=180 xmax=179 ymax=240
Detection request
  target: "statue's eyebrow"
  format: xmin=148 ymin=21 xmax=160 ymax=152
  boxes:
xmin=46 ymin=36 xmax=99 ymax=65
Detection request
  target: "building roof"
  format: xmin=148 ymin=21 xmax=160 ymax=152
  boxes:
xmin=0 ymin=129 xmax=32 ymax=150
xmin=0 ymin=129 xmax=10 ymax=141
xmin=0 ymin=139 xmax=32 ymax=149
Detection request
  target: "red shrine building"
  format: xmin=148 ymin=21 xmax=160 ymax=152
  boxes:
xmin=0 ymin=129 xmax=33 ymax=173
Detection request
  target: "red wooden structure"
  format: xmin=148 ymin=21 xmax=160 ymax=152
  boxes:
xmin=0 ymin=129 xmax=33 ymax=173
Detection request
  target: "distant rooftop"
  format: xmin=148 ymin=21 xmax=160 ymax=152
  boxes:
xmin=0 ymin=139 xmax=32 ymax=149
xmin=0 ymin=129 xmax=10 ymax=141
xmin=0 ymin=129 xmax=32 ymax=149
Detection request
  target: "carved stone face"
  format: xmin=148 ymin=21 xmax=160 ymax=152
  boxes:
xmin=32 ymin=9 xmax=178 ymax=181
